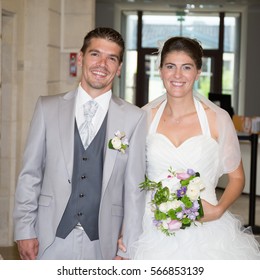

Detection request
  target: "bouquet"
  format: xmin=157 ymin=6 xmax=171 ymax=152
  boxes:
xmin=139 ymin=167 xmax=205 ymax=236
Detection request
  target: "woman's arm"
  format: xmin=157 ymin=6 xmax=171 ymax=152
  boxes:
xmin=200 ymin=161 xmax=245 ymax=222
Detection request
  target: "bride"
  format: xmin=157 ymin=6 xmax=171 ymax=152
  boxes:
xmin=119 ymin=36 xmax=260 ymax=259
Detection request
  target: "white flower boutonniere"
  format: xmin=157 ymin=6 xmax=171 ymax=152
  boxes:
xmin=108 ymin=131 xmax=129 ymax=154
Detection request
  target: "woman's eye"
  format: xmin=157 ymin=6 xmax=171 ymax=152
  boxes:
xmin=183 ymin=65 xmax=192 ymax=70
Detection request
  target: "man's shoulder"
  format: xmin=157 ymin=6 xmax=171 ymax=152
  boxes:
xmin=37 ymin=90 xmax=77 ymax=107
xmin=41 ymin=89 xmax=76 ymax=100
xmin=112 ymin=95 xmax=144 ymax=113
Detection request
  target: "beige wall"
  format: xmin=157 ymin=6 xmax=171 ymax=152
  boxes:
xmin=0 ymin=0 xmax=95 ymax=246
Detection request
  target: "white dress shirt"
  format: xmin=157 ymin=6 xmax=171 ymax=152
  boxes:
xmin=75 ymin=83 xmax=112 ymax=138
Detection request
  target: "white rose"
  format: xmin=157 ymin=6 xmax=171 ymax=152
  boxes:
xmin=162 ymin=218 xmax=171 ymax=230
xmin=159 ymin=200 xmax=182 ymax=213
xmin=186 ymin=184 xmax=200 ymax=201
xmin=158 ymin=202 xmax=168 ymax=213
xmin=115 ymin=130 xmax=125 ymax=139
xmin=111 ymin=137 xmax=122 ymax=150
xmin=168 ymin=199 xmax=183 ymax=210
xmin=189 ymin=177 xmax=206 ymax=191
xmin=161 ymin=176 xmax=180 ymax=193
xmin=186 ymin=178 xmax=205 ymax=201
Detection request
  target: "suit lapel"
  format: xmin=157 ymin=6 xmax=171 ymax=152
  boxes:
xmin=59 ymin=90 xmax=77 ymax=181
xmin=102 ymin=95 xmax=125 ymax=195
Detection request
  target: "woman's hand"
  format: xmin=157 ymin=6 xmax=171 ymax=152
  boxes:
xmin=199 ymin=199 xmax=223 ymax=222
xmin=117 ymin=235 xmax=127 ymax=252
xmin=113 ymin=235 xmax=128 ymax=260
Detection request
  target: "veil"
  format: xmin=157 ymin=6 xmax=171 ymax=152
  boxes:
xmin=142 ymin=91 xmax=241 ymax=176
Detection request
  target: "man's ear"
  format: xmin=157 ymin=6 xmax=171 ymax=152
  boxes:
xmin=116 ymin=62 xmax=123 ymax=77
xmin=77 ymin=51 xmax=83 ymax=67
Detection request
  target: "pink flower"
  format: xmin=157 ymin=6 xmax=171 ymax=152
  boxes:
xmin=168 ymin=220 xmax=182 ymax=231
xmin=176 ymin=172 xmax=190 ymax=180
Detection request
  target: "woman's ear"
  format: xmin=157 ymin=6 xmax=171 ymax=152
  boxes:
xmin=196 ymin=69 xmax=202 ymax=81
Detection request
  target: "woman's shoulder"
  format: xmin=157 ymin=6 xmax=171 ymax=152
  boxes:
xmin=142 ymin=94 xmax=167 ymax=121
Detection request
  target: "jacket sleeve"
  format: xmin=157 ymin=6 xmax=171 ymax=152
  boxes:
xmin=13 ymin=97 xmax=46 ymax=241
xmin=117 ymin=108 xmax=147 ymax=258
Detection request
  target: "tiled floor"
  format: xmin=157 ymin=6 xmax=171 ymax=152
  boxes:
xmin=0 ymin=187 xmax=259 ymax=260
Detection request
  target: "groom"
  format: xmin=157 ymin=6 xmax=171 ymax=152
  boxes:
xmin=13 ymin=27 xmax=146 ymax=260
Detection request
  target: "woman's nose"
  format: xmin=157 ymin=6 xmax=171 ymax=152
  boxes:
xmin=173 ymin=68 xmax=182 ymax=77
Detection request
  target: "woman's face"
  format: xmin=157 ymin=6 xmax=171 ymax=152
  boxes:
xmin=159 ymin=50 xmax=201 ymax=98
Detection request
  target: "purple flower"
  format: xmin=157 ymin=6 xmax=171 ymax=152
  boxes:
xmin=153 ymin=219 xmax=162 ymax=227
xmin=191 ymin=200 xmax=200 ymax=211
xmin=187 ymin=212 xmax=197 ymax=221
xmin=177 ymin=186 xmax=187 ymax=198
xmin=176 ymin=211 xmax=184 ymax=219
xmin=187 ymin=169 xmax=195 ymax=175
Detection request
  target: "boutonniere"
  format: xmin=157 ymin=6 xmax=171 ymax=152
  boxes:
xmin=108 ymin=130 xmax=129 ymax=154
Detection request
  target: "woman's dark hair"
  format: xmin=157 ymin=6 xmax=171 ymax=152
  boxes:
xmin=160 ymin=37 xmax=203 ymax=70
xmin=80 ymin=27 xmax=125 ymax=63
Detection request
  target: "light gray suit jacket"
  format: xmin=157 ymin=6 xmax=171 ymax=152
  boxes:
xmin=13 ymin=89 xmax=147 ymax=259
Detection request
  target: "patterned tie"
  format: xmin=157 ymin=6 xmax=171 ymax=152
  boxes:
xmin=79 ymin=100 xmax=98 ymax=149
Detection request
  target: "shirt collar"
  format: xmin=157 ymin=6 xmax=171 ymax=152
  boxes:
xmin=77 ymin=83 xmax=112 ymax=113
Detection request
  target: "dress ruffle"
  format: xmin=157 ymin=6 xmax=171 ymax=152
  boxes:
xmin=130 ymin=211 xmax=260 ymax=259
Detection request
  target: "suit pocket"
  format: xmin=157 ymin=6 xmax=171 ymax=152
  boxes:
xmin=38 ymin=194 xmax=52 ymax=207
xmin=111 ymin=204 xmax=124 ymax=217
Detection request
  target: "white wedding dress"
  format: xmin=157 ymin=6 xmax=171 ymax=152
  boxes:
xmin=130 ymin=97 xmax=260 ymax=260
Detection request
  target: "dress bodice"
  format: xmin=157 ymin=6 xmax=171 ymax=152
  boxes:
xmin=146 ymin=98 xmax=220 ymax=204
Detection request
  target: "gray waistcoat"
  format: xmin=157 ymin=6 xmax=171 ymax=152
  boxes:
xmin=56 ymin=115 xmax=107 ymax=240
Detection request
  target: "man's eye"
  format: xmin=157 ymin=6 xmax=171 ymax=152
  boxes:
xmin=109 ymin=57 xmax=118 ymax=62
xmin=166 ymin=64 xmax=174 ymax=69
xmin=183 ymin=65 xmax=192 ymax=70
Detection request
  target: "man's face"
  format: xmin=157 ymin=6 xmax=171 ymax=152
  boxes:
xmin=78 ymin=38 xmax=123 ymax=97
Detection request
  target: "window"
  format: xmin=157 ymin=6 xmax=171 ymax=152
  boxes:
xmin=122 ymin=11 xmax=240 ymax=111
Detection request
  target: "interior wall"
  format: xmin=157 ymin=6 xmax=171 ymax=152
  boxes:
xmin=0 ymin=8 xmax=17 ymax=247
xmin=0 ymin=0 xmax=95 ymax=246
